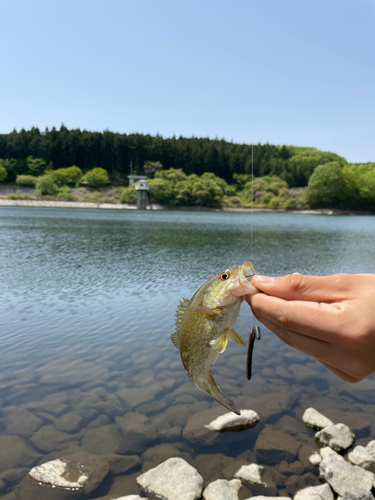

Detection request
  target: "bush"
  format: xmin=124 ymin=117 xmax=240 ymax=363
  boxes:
xmin=0 ymin=165 xmax=7 ymax=182
xmin=80 ymin=168 xmax=110 ymax=189
xmin=35 ymin=176 xmax=59 ymax=196
xmin=8 ymin=190 xmax=36 ymax=200
xmin=16 ymin=174 xmax=39 ymax=186
xmin=56 ymin=186 xmax=76 ymax=201
xmin=120 ymin=186 xmax=137 ymax=204
xmin=49 ymin=166 xmax=83 ymax=186
xmin=148 ymin=178 xmax=175 ymax=205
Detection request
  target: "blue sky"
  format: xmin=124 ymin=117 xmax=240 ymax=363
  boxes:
xmin=1 ymin=0 xmax=374 ymax=163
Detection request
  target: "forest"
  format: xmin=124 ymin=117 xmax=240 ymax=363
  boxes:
xmin=0 ymin=126 xmax=374 ymax=210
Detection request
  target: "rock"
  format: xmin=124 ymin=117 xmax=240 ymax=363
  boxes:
xmin=319 ymin=453 xmax=374 ymax=496
xmin=284 ymin=472 xmax=317 ymax=495
xmin=320 ymin=446 xmax=339 ymax=459
xmin=115 ymin=413 xmax=149 ymax=430
xmin=0 ymin=468 xmax=29 ymax=487
xmin=309 ymin=453 xmax=322 ymax=466
xmin=315 ymin=423 xmax=355 ymax=452
xmin=203 ymin=478 xmax=241 ymax=500
xmin=141 ymin=444 xmax=182 ymax=463
xmin=302 ymin=407 xmax=334 ymax=430
xmin=238 ymin=388 xmax=300 ymax=423
xmin=82 ymin=424 xmax=121 ymax=455
xmin=194 ymin=454 xmax=236 ymax=482
xmin=255 ymin=427 xmax=300 ymax=464
xmin=116 ymin=426 xmax=156 ymax=455
xmin=206 ymin=409 xmax=260 ymax=432
xmin=0 ymin=435 xmax=41 ymax=470
xmin=111 ymin=496 xmax=147 ymax=500
xmin=234 ymin=463 xmax=264 ymax=484
xmin=30 ymin=425 xmax=76 ymax=453
xmin=158 ymin=425 xmax=182 ymax=441
xmin=182 ymin=407 xmax=227 ymax=445
xmin=298 ymin=444 xmax=317 ymax=468
xmin=117 ymin=384 xmax=163 ymax=408
xmin=2 ymin=407 xmax=43 ymax=437
xmin=366 ymin=440 xmax=375 ymax=460
xmin=243 ymin=497 xmax=291 ymax=500
xmin=15 ymin=451 xmax=109 ymax=500
xmin=102 ymin=454 xmax=141 ymax=475
xmin=341 ymin=488 xmax=375 ymax=500
xmin=348 ymin=445 xmax=375 ymax=472
xmin=37 ymin=360 xmax=109 ymax=385
xmin=294 ymin=483 xmax=334 ymax=500
xmin=136 ymin=457 xmax=203 ymax=500
xmin=289 ymin=364 xmax=321 ymax=383
xmin=54 ymin=412 xmax=83 ymax=433
xmin=274 ymin=415 xmax=304 ymax=436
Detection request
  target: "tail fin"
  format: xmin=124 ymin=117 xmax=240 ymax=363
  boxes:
xmin=207 ymin=371 xmax=241 ymax=415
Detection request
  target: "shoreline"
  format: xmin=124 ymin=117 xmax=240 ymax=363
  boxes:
xmin=0 ymin=198 xmax=373 ymax=216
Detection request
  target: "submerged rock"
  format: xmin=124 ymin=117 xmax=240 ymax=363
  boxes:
xmin=206 ymin=410 xmax=259 ymax=432
xmin=0 ymin=435 xmax=41 ymax=470
xmin=255 ymin=427 xmax=300 ymax=464
xmin=203 ymin=478 xmax=241 ymax=500
xmin=136 ymin=457 xmax=203 ymax=500
xmin=319 ymin=453 xmax=374 ymax=496
xmin=302 ymin=407 xmax=334 ymax=430
xmin=294 ymin=483 xmax=334 ymax=500
xmin=348 ymin=445 xmax=375 ymax=472
xmin=243 ymin=497 xmax=291 ymax=500
xmin=315 ymin=423 xmax=355 ymax=452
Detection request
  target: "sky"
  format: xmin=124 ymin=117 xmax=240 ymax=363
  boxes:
xmin=0 ymin=0 xmax=374 ymax=163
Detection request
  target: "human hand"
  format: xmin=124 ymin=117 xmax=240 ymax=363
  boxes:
xmin=245 ymin=273 xmax=375 ymax=383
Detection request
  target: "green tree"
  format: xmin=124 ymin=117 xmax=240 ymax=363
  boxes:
xmin=148 ymin=178 xmax=175 ymax=205
xmin=305 ymin=161 xmax=352 ymax=208
xmin=143 ymin=161 xmax=162 ymax=178
xmin=26 ymin=156 xmax=46 ymax=176
xmin=80 ymin=168 xmax=110 ymax=189
xmin=0 ymin=165 xmax=7 ymax=182
xmin=16 ymin=175 xmax=38 ymax=186
xmin=120 ymin=185 xmax=137 ymax=204
xmin=35 ymin=176 xmax=59 ymax=196
xmin=48 ymin=166 xmax=83 ymax=186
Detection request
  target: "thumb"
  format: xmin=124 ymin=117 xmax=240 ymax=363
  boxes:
xmin=251 ymin=272 xmax=350 ymax=302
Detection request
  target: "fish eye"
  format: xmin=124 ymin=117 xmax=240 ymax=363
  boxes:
xmin=219 ymin=272 xmax=230 ymax=281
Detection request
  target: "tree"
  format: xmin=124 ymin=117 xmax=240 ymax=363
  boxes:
xmin=16 ymin=175 xmax=38 ymax=186
xmin=26 ymin=156 xmax=46 ymax=176
xmin=143 ymin=161 xmax=162 ymax=178
xmin=148 ymin=178 xmax=175 ymax=205
xmin=80 ymin=168 xmax=110 ymax=189
xmin=0 ymin=165 xmax=7 ymax=182
xmin=35 ymin=176 xmax=59 ymax=196
xmin=120 ymin=186 xmax=137 ymax=204
xmin=48 ymin=166 xmax=83 ymax=186
xmin=305 ymin=162 xmax=352 ymax=208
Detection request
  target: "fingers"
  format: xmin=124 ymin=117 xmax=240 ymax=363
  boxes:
xmin=247 ymin=293 xmax=344 ymax=342
xmin=251 ymin=273 xmax=358 ymax=302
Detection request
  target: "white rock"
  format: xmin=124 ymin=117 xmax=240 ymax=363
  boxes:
xmin=206 ymin=410 xmax=260 ymax=432
xmin=234 ymin=463 xmax=264 ymax=484
xmin=136 ymin=457 xmax=203 ymax=500
xmin=319 ymin=453 xmax=374 ymax=496
xmin=320 ymin=446 xmax=339 ymax=459
xmin=309 ymin=452 xmax=322 ymax=466
xmin=113 ymin=497 xmax=147 ymax=500
xmin=348 ymin=446 xmax=375 ymax=472
xmin=203 ymin=478 xmax=241 ymax=500
xmin=294 ymin=483 xmax=334 ymax=500
xmin=315 ymin=423 xmax=355 ymax=452
xmin=302 ymin=407 xmax=334 ymax=430
xmin=366 ymin=440 xmax=375 ymax=460
xmin=243 ymin=497 xmax=291 ymax=500
xmin=29 ymin=458 xmax=89 ymax=488
xmin=342 ymin=488 xmax=375 ymax=500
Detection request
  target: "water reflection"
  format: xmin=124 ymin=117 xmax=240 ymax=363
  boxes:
xmin=1 ymin=207 xmax=375 ymax=497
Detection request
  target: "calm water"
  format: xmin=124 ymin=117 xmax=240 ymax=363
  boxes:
xmin=1 ymin=207 xmax=375 ymax=498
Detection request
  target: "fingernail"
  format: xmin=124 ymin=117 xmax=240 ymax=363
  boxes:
xmin=253 ymin=275 xmax=275 ymax=284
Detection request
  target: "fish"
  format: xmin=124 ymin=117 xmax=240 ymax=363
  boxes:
xmin=171 ymin=261 xmax=260 ymax=415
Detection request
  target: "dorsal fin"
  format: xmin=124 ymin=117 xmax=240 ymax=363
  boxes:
xmin=175 ymin=297 xmax=190 ymax=328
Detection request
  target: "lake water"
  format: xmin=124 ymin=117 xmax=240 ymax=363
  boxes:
xmin=1 ymin=207 xmax=375 ymax=498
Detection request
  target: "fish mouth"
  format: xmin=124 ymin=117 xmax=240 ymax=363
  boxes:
xmin=231 ymin=261 xmax=259 ymax=297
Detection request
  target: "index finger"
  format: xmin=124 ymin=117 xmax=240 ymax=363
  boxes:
xmin=247 ymin=292 xmax=344 ymax=342
xmin=251 ymin=273 xmax=358 ymax=303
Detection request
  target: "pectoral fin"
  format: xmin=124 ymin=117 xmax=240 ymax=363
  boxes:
xmin=194 ymin=306 xmax=217 ymax=318
xmin=209 ymin=331 xmax=229 ymax=353
xmin=229 ymin=329 xmax=247 ymax=346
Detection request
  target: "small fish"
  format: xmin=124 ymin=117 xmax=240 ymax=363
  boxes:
xmin=171 ymin=262 xmax=260 ymax=415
